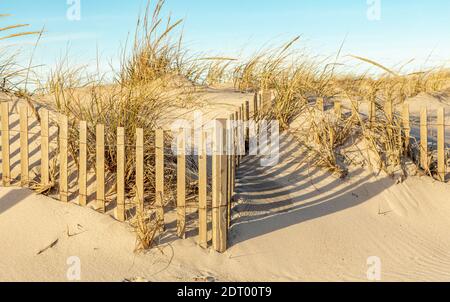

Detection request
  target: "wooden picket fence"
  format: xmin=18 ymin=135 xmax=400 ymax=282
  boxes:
xmin=254 ymin=90 xmax=448 ymax=182
xmin=315 ymin=96 xmax=448 ymax=182
xmin=0 ymin=93 xmax=447 ymax=254
xmin=0 ymin=100 xmax=252 ymax=253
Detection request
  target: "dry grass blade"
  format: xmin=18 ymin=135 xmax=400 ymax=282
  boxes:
xmin=132 ymin=211 xmax=160 ymax=252
xmin=349 ymin=55 xmax=399 ymax=76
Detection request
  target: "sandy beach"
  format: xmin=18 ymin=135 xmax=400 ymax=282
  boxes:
xmin=1 ymin=88 xmax=449 ymax=282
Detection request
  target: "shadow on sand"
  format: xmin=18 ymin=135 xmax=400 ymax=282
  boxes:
xmin=228 ymin=133 xmax=395 ymax=247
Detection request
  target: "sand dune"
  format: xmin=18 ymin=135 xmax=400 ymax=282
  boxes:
xmin=0 ymin=89 xmax=449 ymax=282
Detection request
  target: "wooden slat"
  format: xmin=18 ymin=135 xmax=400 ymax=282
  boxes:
xmin=198 ymin=129 xmax=208 ymax=248
xmin=59 ymin=114 xmax=68 ymax=202
xmin=220 ymin=119 xmax=229 ymax=252
xmin=236 ymin=110 xmax=242 ymax=166
xmin=227 ymin=117 xmax=233 ymax=229
xmin=136 ymin=128 xmax=144 ymax=214
xmin=19 ymin=104 xmax=29 ymax=186
xmin=420 ymin=107 xmax=428 ymax=171
xmin=96 ymin=124 xmax=105 ymax=213
xmin=212 ymin=119 xmax=228 ymax=253
xmin=177 ymin=128 xmax=186 ymax=238
xmin=1 ymin=102 xmax=10 ymax=186
xmin=241 ymin=103 xmax=246 ymax=155
xmin=437 ymin=108 xmax=446 ymax=182
xmin=231 ymin=115 xmax=237 ymax=193
xmin=244 ymin=100 xmax=250 ymax=153
xmin=40 ymin=109 xmax=49 ymax=186
xmin=385 ymin=101 xmax=393 ymax=140
xmin=253 ymin=92 xmax=259 ymax=119
xmin=155 ymin=129 xmax=165 ymax=230
xmin=238 ymin=107 xmax=243 ymax=161
xmin=116 ymin=127 xmax=126 ymax=222
xmin=402 ymin=103 xmax=410 ymax=155
xmin=231 ymin=114 xmax=237 ymax=195
xmin=262 ymin=90 xmax=272 ymax=112
xmin=79 ymin=121 xmax=87 ymax=206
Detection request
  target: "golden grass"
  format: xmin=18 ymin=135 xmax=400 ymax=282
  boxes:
xmin=132 ymin=210 xmax=160 ymax=252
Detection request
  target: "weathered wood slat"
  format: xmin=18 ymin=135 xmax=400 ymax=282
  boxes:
xmin=136 ymin=128 xmax=144 ymax=214
xmin=402 ymin=103 xmax=410 ymax=155
xmin=96 ymin=124 xmax=105 ymax=213
xmin=116 ymin=127 xmax=126 ymax=222
xmin=40 ymin=109 xmax=49 ymax=186
xmin=198 ymin=129 xmax=208 ymax=248
xmin=59 ymin=114 xmax=68 ymax=202
xmin=420 ymin=107 xmax=428 ymax=171
xmin=177 ymin=128 xmax=186 ymax=238
xmin=244 ymin=100 xmax=250 ymax=153
xmin=19 ymin=104 xmax=29 ymax=186
xmin=79 ymin=121 xmax=87 ymax=206
xmin=155 ymin=129 xmax=165 ymax=230
xmin=212 ymin=119 xmax=228 ymax=253
xmin=234 ymin=111 xmax=240 ymax=167
xmin=253 ymin=92 xmax=259 ymax=119
xmin=227 ymin=117 xmax=233 ymax=229
xmin=1 ymin=102 xmax=10 ymax=186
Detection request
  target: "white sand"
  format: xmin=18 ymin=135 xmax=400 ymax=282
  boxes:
xmin=0 ymin=89 xmax=449 ymax=282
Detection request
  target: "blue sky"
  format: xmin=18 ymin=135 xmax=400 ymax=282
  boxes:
xmin=1 ymin=0 xmax=450 ymax=76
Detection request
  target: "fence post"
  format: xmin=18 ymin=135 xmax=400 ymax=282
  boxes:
xmin=231 ymin=114 xmax=237 ymax=196
xmin=235 ymin=111 xmax=240 ymax=167
xmin=245 ymin=100 xmax=250 ymax=153
xmin=241 ymin=103 xmax=246 ymax=156
xmin=1 ymin=102 xmax=10 ymax=186
xmin=177 ymin=128 xmax=186 ymax=239
xmin=96 ymin=124 xmax=105 ymax=213
xmin=420 ymin=107 xmax=428 ymax=171
xmin=402 ymin=103 xmax=410 ymax=156
xmin=253 ymin=92 xmax=259 ymax=120
xmin=238 ymin=107 xmax=244 ymax=161
xmin=79 ymin=121 xmax=87 ymax=206
xmin=19 ymin=104 xmax=30 ymax=187
xmin=40 ymin=109 xmax=49 ymax=187
xmin=155 ymin=129 xmax=165 ymax=230
xmin=116 ymin=127 xmax=126 ymax=222
xmin=19 ymin=104 xmax=29 ymax=186
xmin=212 ymin=119 xmax=227 ymax=253
xmin=258 ymin=91 xmax=263 ymax=113
xmin=227 ymin=116 xmax=233 ymax=229
xmin=437 ymin=108 xmax=446 ymax=182
xmin=264 ymin=89 xmax=273 ymax=111
xmin=136 ymin=128 xmax=144 ymax=214
xmin=198 ymin=129 xmax=208 ymax=248
xmin=59 ymin=114 xmax=68 ymax=203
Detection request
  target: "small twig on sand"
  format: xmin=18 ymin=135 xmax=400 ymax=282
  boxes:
xmin=36 ymin=239 xmax=59 ymax=255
